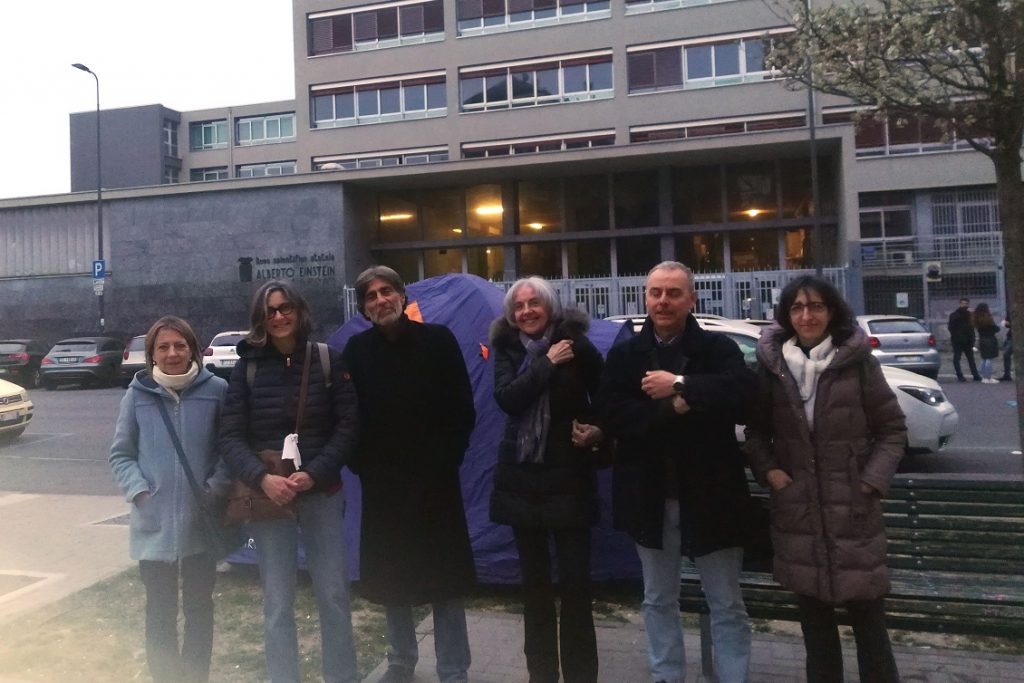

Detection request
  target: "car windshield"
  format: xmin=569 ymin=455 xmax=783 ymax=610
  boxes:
xmin=212 ymin=334 xmax=245 ymax=347
xmin=53 ymin=341 xmax=97 ymax=351
xmin=0 ymin=343 xmax=26 ymax=353
xmin=127 ymin=337 xmax=146 ymax=351
xmin=868 ymin=320 xmax=927 ymax=334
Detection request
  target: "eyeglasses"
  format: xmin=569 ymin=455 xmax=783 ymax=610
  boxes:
xmin=790 ymin=302 xmax=829 ymax=315
xmin=267 ymin=303 xmax=296 ymax=318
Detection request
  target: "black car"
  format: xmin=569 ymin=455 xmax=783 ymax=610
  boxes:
xmin=39 ymin=337 xmax=125 ymax=389
xmin=0 ymin=339 xmax=48 ymax=388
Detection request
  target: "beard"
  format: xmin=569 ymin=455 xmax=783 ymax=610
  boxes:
xmin=368 ymin=304 xmax=402 ymax=327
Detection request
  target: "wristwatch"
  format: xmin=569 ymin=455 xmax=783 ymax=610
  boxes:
xmin=672 ymin=374 xmax=686 ymax=394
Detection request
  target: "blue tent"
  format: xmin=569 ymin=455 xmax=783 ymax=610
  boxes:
xmin=329 ymin=273 xmax=639 ymax=583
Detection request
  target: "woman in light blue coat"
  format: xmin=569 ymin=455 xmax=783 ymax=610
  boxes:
xmin=109 ymin=316 xmax=230 ymax=683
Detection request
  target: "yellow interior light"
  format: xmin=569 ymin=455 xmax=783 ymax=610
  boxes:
xmin=452 ymin=228 xmax=463 ymax=234
xmin=744 ymin=209 xmax=762 ymax=218
xmin=475 ymin=205 xmax=504 ymax=216
xmin=380 ymin=213 xmax=414 ymax=221
xmin=527 ymin=222 xmax=544 ymax=230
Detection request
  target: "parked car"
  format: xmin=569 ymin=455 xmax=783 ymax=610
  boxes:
xmin=856 ymin=315 xmax=941 ymax=379
xmin=203 ymin=330 xmax=247 ymax=378
xmin=0 ymin=339 xmax=48 ymax=388
xmin=39 ymin=337 xmax=125 ymax=390
xmin=119 ymin=335 xmax=147 ymax=387
xmin=0 ymin=377 xmax=34 ymax=441
xmin=604 ymin=316 xmax=958 ymax=453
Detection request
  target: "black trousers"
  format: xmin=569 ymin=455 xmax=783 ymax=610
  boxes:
xmin=1003 ymin=344 xmax=1013 ymax=379
xmin=951 ymin=340 xmax=980 ymax=380
xmin=138 ymin=553 xmax=217 ymax=683
xmin=796 ymin=594 xmax=899 ymax=683
xmin=513 ymin=526 xmax=598 ymax=683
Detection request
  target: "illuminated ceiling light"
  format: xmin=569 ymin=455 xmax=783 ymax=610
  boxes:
xmin=485 ymin=248 xmax=492 ymax=254
xmin=744 ymin=209 xmax=762 ymax=218
xmin=452 ymin=227 xmax=463 ymax=234
xmin=380 ymin=213 xmax=413 ymax=221
xmin=475 ymin=205 xmax=504 ymax=216
xmin=527 ymin=222 xmax=544 ymax=230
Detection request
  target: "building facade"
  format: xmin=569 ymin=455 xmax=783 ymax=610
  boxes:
xmin=0 ymin=0 xmax=1005 ymax=344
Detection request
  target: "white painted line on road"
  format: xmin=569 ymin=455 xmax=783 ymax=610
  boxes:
xmin=0 ymin=433 xmax=74 ymax=451
xmin=0 ymin=570 xmax=65 ymax=606
xmin=0 ymin=454 xmax=107 ymax=463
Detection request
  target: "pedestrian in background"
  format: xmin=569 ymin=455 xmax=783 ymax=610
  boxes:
xmin=973 ymin=302 xmax=1000 ymax=383
xmin=219 ymin=280 xmax=359 ymax=683
xmin=947 ymin=298 xmax=981 ymax=382
xmin=109 ymin=316 xmax=229 ymax=683
xmin=745 ymin=275 xmax=906 ymax=683
xmin=490 ymin=276 xmax=605 ymax=683
xmin=1000 ymin=313 xmax=1013 ymax=382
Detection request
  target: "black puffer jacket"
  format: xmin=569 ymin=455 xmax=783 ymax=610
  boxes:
xmin=489 ymin=309 xmax=604 ymax=529
xmin=218 ymin=338 xmax=357 ymax=493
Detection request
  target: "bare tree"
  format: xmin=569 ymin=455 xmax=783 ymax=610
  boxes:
xmin=769 ymin=0 xmax=1024 ymax=450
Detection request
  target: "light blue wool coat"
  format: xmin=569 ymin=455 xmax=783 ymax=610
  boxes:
xmin=109 ymin=367 xmax=230 ymax=561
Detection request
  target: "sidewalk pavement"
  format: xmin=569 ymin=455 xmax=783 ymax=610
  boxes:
xmin=363 ymin=609 xmax=1023 ymax=683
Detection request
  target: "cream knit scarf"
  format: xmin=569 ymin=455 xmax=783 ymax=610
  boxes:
xmin=781 ymin=335 xmax=836 ymax=430
xmin=150 ymin=361 xmax=199 ymax=401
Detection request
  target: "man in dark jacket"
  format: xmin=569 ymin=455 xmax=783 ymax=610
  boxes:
xmin=342 ymin=266 xmax=477 ymax=683
xmin=599 ymin=262 xmax=757 ymax=683
xmin=948 ymin=297 xmax=981 ymax=381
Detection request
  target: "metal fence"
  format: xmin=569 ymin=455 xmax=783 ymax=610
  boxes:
xmin=343 ymin=267 xmax=849 ymax=322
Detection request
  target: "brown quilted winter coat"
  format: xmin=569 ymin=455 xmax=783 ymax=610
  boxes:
xmin=745 ymin=325 xmax=906 ymax=604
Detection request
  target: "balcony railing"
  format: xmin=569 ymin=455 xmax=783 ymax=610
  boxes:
xmin=861 ymin=233 xmax=1003 ymax=269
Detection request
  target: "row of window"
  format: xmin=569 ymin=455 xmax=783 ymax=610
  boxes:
xmin=189 ymin=162 xmax=297 ymax=182
xmin=456 ymin=0 xmax=610 ymax=34
xmin=308 ymin=0 xmax=444 ymax=56
xmin=462 ymin=132 xmax=614 ymax=157
xmin=311 ymin=77 xmax=446 ymax=128
xmin=314 ymin=148 xmax=450 ymax=171
xmin=189 ymin=114 xmax=296 ymax=151
xmin=627 ymin=35 xmax=777 ymax=94
xmin=630 ymin=113 xmax=805 ymax=143
xmin=822 ymin=110 xmax=987 ymax=157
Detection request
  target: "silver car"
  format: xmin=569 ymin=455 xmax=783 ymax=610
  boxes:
xmin=39 ymin=336 xmax=124 ymax=389
xmin=856 ymin=315 xmax=941 ymax=379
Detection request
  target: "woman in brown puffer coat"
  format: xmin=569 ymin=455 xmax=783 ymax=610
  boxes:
xmin=745 ymin=275 xmax=906 ymax=683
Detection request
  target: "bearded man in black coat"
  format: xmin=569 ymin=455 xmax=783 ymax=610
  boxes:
xmin=342 ymin=266 xmax=476 ymax=683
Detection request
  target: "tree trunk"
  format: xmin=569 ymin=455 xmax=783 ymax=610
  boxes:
xmin=991 ymin=151 xmax=1024 ymax=459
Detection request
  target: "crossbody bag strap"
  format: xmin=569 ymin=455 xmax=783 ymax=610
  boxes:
xmin=294 ymin=341 xmax=313 ymax=434
xmin=154 ymin=394 xmax=212 ymax=515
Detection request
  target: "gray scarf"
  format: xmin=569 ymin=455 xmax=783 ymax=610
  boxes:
xmin=515 ymin=328 xmax=553 ymax=464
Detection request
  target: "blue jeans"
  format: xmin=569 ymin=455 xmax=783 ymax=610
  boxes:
xmin=385 ymin=600 xmax=471 ymax=683
xmin=250 ymin=492 xmax=357 ymax=683
xmin=980 ymin=357 xmax=994 ymax=380
xmin=635 ymin=500 xmax=751 ymax=683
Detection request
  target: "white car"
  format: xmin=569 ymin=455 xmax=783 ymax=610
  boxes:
xmin=119 ymin=334 xmax=147 ymax=387
xmin=0 ymin=377 xmax=33 ymax=441
xmin=604 ymin=315 xmax=959 ymax=453
xmin=203 ymin=331 xmax=248 ymax=379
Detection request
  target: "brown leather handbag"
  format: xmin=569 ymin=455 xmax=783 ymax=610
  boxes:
xmin=225 ymin=343 xmax=312 ymax=525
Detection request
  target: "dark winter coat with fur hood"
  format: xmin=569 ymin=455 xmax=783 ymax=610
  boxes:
xmin=489 ymin=309 xmax=604 ymax=529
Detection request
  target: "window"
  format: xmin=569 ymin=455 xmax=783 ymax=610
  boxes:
xmin=460 ymin=53 xmax=613 ymax=112
xmin=236 ymin=113 xmax=295 ymax=146
xmin=163 ymin=167 xmax=179 ymax=184
xmin=625 ymin=0 xmax=738 ymax=13
xmin=627 ymin=33 xmax=779 ymax=94
xmin=190 ymin=167 xmax=228 ymax=182
xmin=189 ymin=120 xmax=228 ymax=150
xmin=309 ymin=0 xmax=444 ymax=55
xmin=314 ymin=147 xmax=448 ymax=171
xmin=457 ymin=0 xmax=610 ymax=35
xmin=162 ymin=119 xmax=178 ymax=157
xmin=462 ymin=131 xmax=614 ymax=157
xmin=727 ymin=162 xmax=777 ymax=221
xmin=312 ymin=74 xmax=446 ymax=128
xmin=236 ymin=161 xmax=296 ymax=177
xmin=859 ymin=192 xmax=914 ymax=264
xmin=631 ymin=113 xmax=804 ymax=143
xmin=823 ymin=108 xmax=985 ymax=157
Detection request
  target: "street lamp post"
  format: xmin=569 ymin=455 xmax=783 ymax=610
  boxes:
xmin=72 ymin=62 xmax=104 ymax=333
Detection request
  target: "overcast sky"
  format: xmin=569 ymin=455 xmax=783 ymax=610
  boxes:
xmin=0 ymin=1 xmax=295 ymax=200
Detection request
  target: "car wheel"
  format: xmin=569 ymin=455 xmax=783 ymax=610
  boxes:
xmin=923 ymin=369 xmax=939 ymax=380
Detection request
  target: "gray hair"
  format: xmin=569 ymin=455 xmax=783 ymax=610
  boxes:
xmin=647 ymin=261 xmax=695 ymax=293
xmin=503 ymin=276 xmax=562 ymax=327
xmin=354 ymin=265 xmax=406 ymax=315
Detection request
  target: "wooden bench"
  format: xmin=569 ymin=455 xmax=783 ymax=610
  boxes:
xmin=678 ymin=475 xmax=1024 ymax=674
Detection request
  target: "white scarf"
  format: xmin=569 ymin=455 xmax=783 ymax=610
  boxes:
xmin=781 ymin=335 xmax=836 ymax=430
xmin=150 ymin=361 xmax=199 ymax=401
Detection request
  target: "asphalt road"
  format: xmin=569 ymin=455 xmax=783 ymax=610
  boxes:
xmin=1 ymin=377 xmax=1022 ymax=497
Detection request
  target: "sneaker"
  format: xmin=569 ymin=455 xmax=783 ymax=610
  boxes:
xmin=983 ymin=378 xmax=998 ymax=384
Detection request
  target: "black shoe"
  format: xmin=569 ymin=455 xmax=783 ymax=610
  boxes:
xmin=1000 ymin=375 xmax=1012 ymax=382
xmin=972 ymin=376 xmax=982 ymax=381
xmin=957 ymin=376 xmax=967 ymax=382
xmin=380 ymin=666 xmax=415 ymax=683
